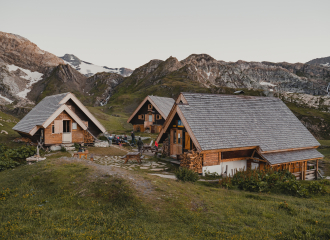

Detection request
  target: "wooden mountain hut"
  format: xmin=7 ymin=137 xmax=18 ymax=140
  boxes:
xmin=13 ymin=92 xmax=106 ymax=146
xmin=156 ymin=92 xmax=323 ymax=180
xmin=127 ymin=95 xmax=175 ymax=133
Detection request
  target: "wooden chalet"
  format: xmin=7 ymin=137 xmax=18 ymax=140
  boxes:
xmin=156 ymin=92 xmax=324 ymax=180
xmin=13 ymin=92 xmax=106 ymax=146
xmin=127 ymin=95 xmax=175 ymax=133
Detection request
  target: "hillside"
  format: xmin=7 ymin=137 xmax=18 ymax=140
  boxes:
xmin=307 ymin=56 xmax=330 ymax=67
xmin=0 ymin=111 xmax=20 ymax=145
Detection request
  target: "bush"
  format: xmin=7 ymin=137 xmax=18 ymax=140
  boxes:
xmin=74 ymin=143 xmax=80 ymax=151
xmin=221 ymin=168 xmax=327 ymax=197
xmin=60 ymin=147 xmax=67 ymax=152
xmin=175 ymin=167 xmax=199 ymax=182
xmin=0 ymin=144 xmax=35 ymax=171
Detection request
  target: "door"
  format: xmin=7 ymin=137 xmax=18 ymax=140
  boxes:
xmin=170 ymin=129 xmax=183 ymax=155
xmin=62 ymin=120 xmax=72 ymax=143
xmin=144 ymin=114 xmax=154 ymax=131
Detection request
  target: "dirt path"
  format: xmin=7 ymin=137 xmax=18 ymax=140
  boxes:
xmin=59 ymin=157 xmax=155 ymax=197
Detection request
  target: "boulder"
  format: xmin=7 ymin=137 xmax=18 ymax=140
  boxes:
xmin=50 ymin=145 xmax=61 ymax=151
xmin=94 ymin=141 xmax=109 ymax=147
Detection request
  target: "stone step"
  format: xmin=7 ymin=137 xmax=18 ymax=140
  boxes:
xmin=65 ymin=147 xmax=75 ymax=151
xmin=61 ymin=143 xmax=74 ymax=147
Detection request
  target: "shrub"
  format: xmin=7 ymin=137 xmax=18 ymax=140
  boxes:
xmin=221 ymin=168 xmax=328 ymax=197
xmin=306 ymin=181 xmax=327 ymax=195
xmin=175 ymin=167 xmax=199 ymax=182
xmin=60 ymin=147 xmax=67 ymax=152
xmin=74 ymin=143 xmax=80 ymax=151
xmin=0 ymin=144 xmax=35 ymax=171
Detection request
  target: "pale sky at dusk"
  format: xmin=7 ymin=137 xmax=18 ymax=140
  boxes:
xmin=1 ymin=0 xmax=329 ymax=69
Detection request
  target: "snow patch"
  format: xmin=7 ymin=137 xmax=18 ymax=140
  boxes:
xmin=7 ymin=64 xmax=44 ymax=98
xmin=65 ymin=60 xmax=121 ymax=76
xmin=0 ymin=94 xmax=13 ymax=103
xmin=260 ymin=81 xmax=276 ymax=87
xmin=321 ymin=63 xmax=330 ymax=67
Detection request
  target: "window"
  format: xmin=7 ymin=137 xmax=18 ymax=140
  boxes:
xmin=138 ymin=114 xmax=144 ymax=120
xmin=148 ymin=104 xmax=153 ymax=110
xmin=72 ymin=122 xmax=77 ymax=130
xmin=156 ymin=114 xmax=162 ymax=120
xmin=52 ymin=125 xmax=55 ymax=134
xmin=149 ymin=115 xmax=153 ymax=122
xmin=63 ymin=120 xmax=71 ymax=133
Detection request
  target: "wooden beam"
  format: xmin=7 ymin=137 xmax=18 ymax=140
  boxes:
xmin=218 ymin=152 xmax=221 ymax=165
xmin=201 ymin=146 xmax=258 ymax=154
xmin=261 ymin=146 xmax=319 ymax=154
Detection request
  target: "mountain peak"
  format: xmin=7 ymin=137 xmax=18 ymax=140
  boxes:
xmin=59 ymin=53 xmax=133 ymax=77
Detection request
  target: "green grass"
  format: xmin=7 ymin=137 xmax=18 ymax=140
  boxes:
xmin=0 ymin=111 xmax=20 ymax=146
xmin=1 ymin=155 xmax=330 ymax=239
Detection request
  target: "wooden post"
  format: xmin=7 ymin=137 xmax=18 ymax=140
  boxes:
xmin=218 ymin=152 xmax=221 ymax=165
xmin=315 ymin=159 xmax=319 ymax=180
xmin=303 ymin=162 xmax=306 ymax=180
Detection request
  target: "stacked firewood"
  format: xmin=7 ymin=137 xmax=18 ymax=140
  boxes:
xmin=162 ymin=138 xmax=170 ymax=156
xmin=84 ymin=131 xmax=94 ymax=143
xmin=180 ymin=151 xmax=203 ymax=173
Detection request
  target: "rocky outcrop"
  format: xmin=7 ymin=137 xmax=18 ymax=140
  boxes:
xmin=0 ymin=31 xmax=64 ymax=73
xmin=306 ymin=56 xmax=330 ymax=67
xmin=0 ymin=31 xmax=64 ymax=104
xmin=126 ymin=54 xmax=329 ymax=96
xmin=85 ymin=72 xmax=125 ymax=106
xmin=28 ymin=64 xmax=88 ymax=102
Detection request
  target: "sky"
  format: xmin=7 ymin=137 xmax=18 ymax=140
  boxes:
xmin=1 ymin=0 xmax=330 ymax=70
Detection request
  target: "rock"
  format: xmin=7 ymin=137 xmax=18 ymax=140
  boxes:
xmin=94 ymin=141 xmax=109 ymax=147
xmin=1 ymin=130 xmax=8 ymax=134
xmin=50 ymin=145 xmax=61 ymax=151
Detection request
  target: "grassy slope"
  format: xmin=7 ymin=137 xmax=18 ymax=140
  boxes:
xmin=1 ymin=156 xmax=330 ymax=239
xmin=0 ymin=111 xmax=20 ymax=146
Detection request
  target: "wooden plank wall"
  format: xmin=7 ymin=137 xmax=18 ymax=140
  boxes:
xmin=203 ymin=153 xmax=219 ymax=166
xmin=44 ymin=111 xmax=85 ymax=145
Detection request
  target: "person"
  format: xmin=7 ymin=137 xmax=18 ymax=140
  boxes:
xmin=116 ymin=136 xmax=120 ymax=145
xmin=154 ymin=141 xmax=158 ymax=152
xmin=123 ymin=134 xmax=128 ymax=143
xmin=137 ymin=137 xmax=144 ymax=153
xmin=131 ymin=131 xmax=136 ymax=146
xmin=108 ymin=134 xmax=113 ymax=146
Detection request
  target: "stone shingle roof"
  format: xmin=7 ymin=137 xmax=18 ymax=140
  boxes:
xmin=12 ymin=92 xmax=70 ymax=134
xmin=149 ymin=96 xmax=175 ymax=118
xmin=179 ymin=93 xmax=320 ymax=152
xmin=262 ymin=149 xmax=323 ymax=165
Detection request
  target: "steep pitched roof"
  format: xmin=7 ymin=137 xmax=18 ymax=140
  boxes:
xmin=158 ymin=93 xmax=320 ymax=153
xmin=13 ymin=93 xmax=69 ymax=134
xmin=127 ymin=96 xmax=175 ymax=123
xmin=149 ymin=96 xmax=175 ymax=118
xmin=13 ymin=92 xmax=106 ymax=135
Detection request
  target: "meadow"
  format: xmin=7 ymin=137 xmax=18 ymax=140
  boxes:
xmin=1 ymin=153 xmax=330 ymax=239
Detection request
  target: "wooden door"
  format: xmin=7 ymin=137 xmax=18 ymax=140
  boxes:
xmin=62 ymin=120 xmax=72 ymax=143
xmin=170 ymin=129 xmax=183 ymax=156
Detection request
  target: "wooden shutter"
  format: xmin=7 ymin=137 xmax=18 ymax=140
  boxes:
xmin=54 ymin=120 xmax=63 ymax=133
xmin=152 ymin=114 xmax=155 ymax=122
xmin=185 ymin=134 xmax=191 ymax=150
